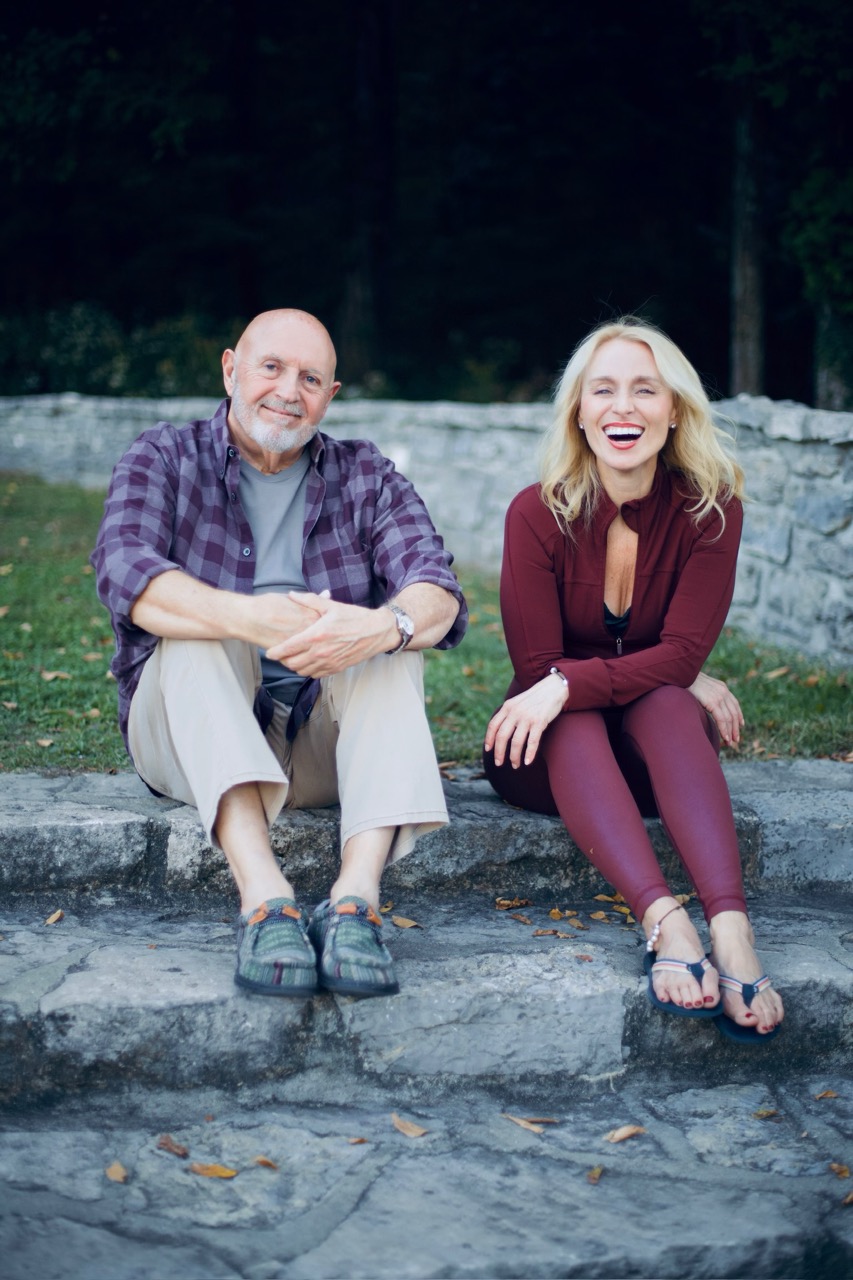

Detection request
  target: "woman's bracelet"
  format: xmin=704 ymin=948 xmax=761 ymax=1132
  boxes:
xmin=549 ymin=667 xmax=569 ymax=702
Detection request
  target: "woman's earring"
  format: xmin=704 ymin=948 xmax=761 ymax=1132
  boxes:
xmin=669 ymin=423 xmax=676 ymax=430
xmin=578 ymin=422 xmax=586 ymax=431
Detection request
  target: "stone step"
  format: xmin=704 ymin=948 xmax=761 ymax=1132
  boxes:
xmin=2 ymin=759 xmax=852 ymax=902
xmin=2 ymin=1072 xmax=851 ymax=1280
xmin=1 ymin=892 xmax=849 ymax=1106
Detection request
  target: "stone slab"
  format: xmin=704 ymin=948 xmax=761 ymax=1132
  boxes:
xmin=0 ymin=1073 xmax=850 ymax=1279
xmin=0 ymin=894 xmax=850 ymax=1104
xmin=0 ymin=761 xmax=850 ymax=901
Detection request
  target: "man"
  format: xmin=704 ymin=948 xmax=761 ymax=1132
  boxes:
xmin=92 ymin=308 xmax=466 ymax=998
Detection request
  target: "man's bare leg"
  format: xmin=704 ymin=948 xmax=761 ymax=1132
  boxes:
xmin=215 ymin=782 xmax=295 ymax=913
xmin=329 ymin=827 xmax=395 ymax=912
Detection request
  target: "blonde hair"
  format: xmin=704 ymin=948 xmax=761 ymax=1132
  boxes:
xmin=539 ymin=317 xmax=744 ymax=531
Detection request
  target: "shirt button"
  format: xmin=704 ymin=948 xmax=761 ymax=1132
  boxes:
xmin=242 ymin=547 xmax=251 ymax=557
xmin=230 ymin=492 xmax=236 ymax=501
xmin=227 ymin=447 xmax=236 ymax=458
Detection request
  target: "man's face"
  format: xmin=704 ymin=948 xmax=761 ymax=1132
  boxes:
xmin=223 ymin=316 xmax=340 ymax=461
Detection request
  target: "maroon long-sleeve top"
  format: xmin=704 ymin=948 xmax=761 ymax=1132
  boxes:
xmin=500 ymin=463 xmax=743 ymax=709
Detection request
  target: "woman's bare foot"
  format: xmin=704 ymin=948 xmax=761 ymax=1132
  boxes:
xmin=708 ymin=911 xmax=784 ymax=1034
xmin=642 ymin=897 xmax=720 ymax=1011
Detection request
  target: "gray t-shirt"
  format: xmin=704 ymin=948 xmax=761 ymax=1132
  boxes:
xmin=239 ymin=452 xmax=310 ymax=706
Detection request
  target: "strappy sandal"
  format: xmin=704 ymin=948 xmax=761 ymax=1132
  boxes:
xmin=713 ymin=973 xmax=780 ymax=1043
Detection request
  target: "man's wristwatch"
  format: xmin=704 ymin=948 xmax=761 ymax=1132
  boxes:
xmin=384 ymin=604 xmax=415 ymax=654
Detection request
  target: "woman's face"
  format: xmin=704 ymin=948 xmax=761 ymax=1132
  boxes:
xmin=578 ymin=338 xmax=675 ymax=494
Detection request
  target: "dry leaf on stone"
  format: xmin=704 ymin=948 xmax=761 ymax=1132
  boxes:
xmin=675 ymin=893 xmax=693 ymax=905
xmin=509 ymin=913 xmax=533 ymax=925
xmin=587 ymin=1165 xmax=604 ymax=1185
xmin=533 ymin=929 xmax=559 ymax=937
xmin=843 ymin=1191 xmax=853 ymax=1207
xmin=604 ymin=1125 xmax=646 ymax=1144
xmin=753 ymin=1109 xmax=780 ymax=1120
xmin=391 ymin=915 xmax=423 ymax=929
xmin=829 ymin=1163 xmax=850 ymax=1178
xmin=594 ymin=894 xmax=617 ymax=902
xmin=348 ymin=1137 xmax=368 ymax=1145
xmin=380 ymin=901 xmax=393 ymax=913
xmin=157 ymin=1134 xmax=189 ymax=1158
xmin=503 ymin=1114 xmax=545 ymax=1135
xmin=189 ymin=1162 xmax=238 ymax=1179
xmin=495 ymin=897 xmax=531 ymax=911
xmin=613 ymin=905 xmax=632 ymax=916
xmin=576 ymin=954 xmax=594 ymax=962
xmin=589 ymin=911 xmax=608 ymax=921
xmin=253 ymin=1156 xmax=278 ymax=1169
xmin=44 ymin=910 xmax=64 ymax=925
xmin=391 ymin=1113 xmax=428 ymax=1138
xmin=105 ymin=1161 xmax=128 ymax=1183
xmin=815 ymin=1090 xmax=839 ymax=1100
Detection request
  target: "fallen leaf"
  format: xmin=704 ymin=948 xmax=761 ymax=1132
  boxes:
xmin=44 ymin=910 xmax=64 ymax=925
xmin=604 ymin=1125 xmax=646 ymax=1144
xmin=613 ymin=904 xmax=632 ymax=915
xmin=204 ymin=1115 xmax=215 ymax=1122
xmin=509 ymin=913 xmax=533 ymax=925
xmin=348 ymin=1137 xmax=368 ymax=1145
xmin=380 ymin=900 xmax=394 ymax=913
xmin=2 ymin=702 xmax=17 ymax=710
xmin=548 ymin=908 xmax=566 ymax=920
xmin=253 ymin=1156 xmax=278 ymax=1169
xmin=86 ymin=708 xmax=101 ymax=718
xmin=391 ymin=1113 xmax=428 ymax=1138
xmin=533 ymin=929 xmax=559 ymax=937
xmin=0 ymin=564 xmax=12 ymax=576
xmin=829 ymin=1163 xmax=850 ymax=1179
xmin=843 ymin=1190 xmax=853 ymax=1207
xmin=0 ymin=607 xmax=9 ymax=618
xmin=461 ymin=665 xmax=475 ymax=677
xmin=438 ymin=760 xmax=458 ymax=771
xmin=105 ymin=1160 xmax=128 ymax=1183
xmin=20 ymin=622 xmax=32 ymax=633
xmin=594 ymin=894 xmax=617 ymax=902
xmin=576 ymin=954 xmax=594 ymax=962
xmin=555 ymin=931 xmax=577 ymax=938
xmin=391 ymin=915 xmax=423 ymax=929
xmin=589 ymin=911 xmax=608 ymax=921
xmin=189 ymin=1162 xmax=238 ymax=1179
xmin=753 ymin=1109 xmax=779 ymax=1120
xmin=815 ymin=1090 xmax=839 ymax=1100
xmin=157 ymin=1134 xmax=189 ymax=1158
xmin=674 ymin=893 xmax=693 ymax=905
xmin=587 ymin=1165 xmax=604 ymax=1185
xmin=764 ymin=665 xmax=790 ymax=680
xmin=147 ymin=944 xmax=157 ymax=949
xmin=40 ymin=670 xmax=71 ymax=681
xmin=569 ymin=919 xmax=589 ymax=931
xmin=803 ymin=674 xmax=821 ymax=687
xmin=495 ymin=897 xmax=531 ymax=911
xmin=82 ymin=652 xmax=103 ymax=662
xmin=565 ymin=909 xmax=579 ymax=916
xmin=37 ymin=739 xmax=54 ymax=748
xmin=503 ymin=1114 xmax=545 ymax=1135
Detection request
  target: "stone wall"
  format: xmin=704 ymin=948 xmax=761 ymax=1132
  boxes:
xmin=1 ymin=392 xmax=850 ymax=659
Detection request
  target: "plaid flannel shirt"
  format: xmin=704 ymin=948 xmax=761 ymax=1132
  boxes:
xmin=92 ymin=399 xmax=467 ymax=751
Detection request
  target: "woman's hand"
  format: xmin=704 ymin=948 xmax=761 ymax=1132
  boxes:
xmin=484 ymin=673 xmax=569 ymax=769
xmin=687 ymin=671 xmax=744 ymax=748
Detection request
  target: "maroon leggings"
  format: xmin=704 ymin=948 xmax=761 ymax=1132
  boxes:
xmin=483 ymin=685 xmax=747 ymax=924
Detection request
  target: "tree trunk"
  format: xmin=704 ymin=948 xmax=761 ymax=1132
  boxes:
xmin=815 ymin=302 xmax=853 ymax=409
xmin=336 ymin=0 xmax=397 ymax=384
xmin=730 ymin=96 xmax=764 ymax=395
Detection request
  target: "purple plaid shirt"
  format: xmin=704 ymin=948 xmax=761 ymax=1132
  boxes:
xmin=92 ymin=399 xmax=467 ymax=750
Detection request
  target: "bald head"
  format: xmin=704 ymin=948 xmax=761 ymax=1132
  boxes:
xmin=233 ymin=309 xmax=338 ymax=381
xmin=222 ymin=309 xmax=341 ymax=471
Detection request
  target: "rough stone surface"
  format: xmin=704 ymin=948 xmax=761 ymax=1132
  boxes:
xmin=1 ymin=391 xmax=850 ymax=658
xmin=1 ymin=1075 xmax=851 ymax=1279
xmin=0 ymin=762 xmax=850 ymax=903
xmin=1 ymin=893 xmax=851 ymax=1104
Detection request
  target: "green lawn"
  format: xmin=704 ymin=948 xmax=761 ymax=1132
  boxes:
xmin=0 ymin=472 xmax=849 ymax=772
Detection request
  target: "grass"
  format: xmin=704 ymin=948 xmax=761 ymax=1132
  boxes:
xmin=0 ymin=472 xmax=849 ymax=772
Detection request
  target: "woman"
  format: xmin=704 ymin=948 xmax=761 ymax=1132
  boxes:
xmin=484 ymin=318 xmax=783 ymax=1041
